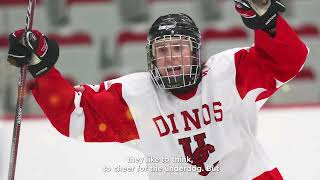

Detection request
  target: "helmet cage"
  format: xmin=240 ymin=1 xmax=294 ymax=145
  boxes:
xmin=146 ymin=34 xmax=201 ymax=89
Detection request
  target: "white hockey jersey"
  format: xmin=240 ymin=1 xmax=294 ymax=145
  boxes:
xmin=32 ymin=16 xmax=308 ymax=180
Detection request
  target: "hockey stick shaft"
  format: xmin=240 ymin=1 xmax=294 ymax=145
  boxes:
xmin=7 ymin=1 xmax=36 ymax=180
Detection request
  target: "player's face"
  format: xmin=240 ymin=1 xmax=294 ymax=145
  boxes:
xmin=153 ymin=38 xmax=193 ymax=77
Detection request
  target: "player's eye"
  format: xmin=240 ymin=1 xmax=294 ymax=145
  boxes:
xmin=173 ymin=45 xmax=181 ymax=51
xmin=157 ymin=47 xmax=167 ymax=54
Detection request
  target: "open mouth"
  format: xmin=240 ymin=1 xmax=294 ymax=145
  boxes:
xmin=167 ymin=66 xmax=182 ymax=73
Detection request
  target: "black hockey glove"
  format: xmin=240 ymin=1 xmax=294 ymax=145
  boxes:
xmin=7 ymin=29 xmax=32 ymax=67
xmin=7 ymin=29 xmax=59 ymax=77
xmin=234 ymin=0 xmax=285 ymax=30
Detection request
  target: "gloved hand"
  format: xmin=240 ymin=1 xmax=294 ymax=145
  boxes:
xmin=7 ymin=29 xmax=32 ymax=67
xmin=7 ymin=29 xmax=59 ymax=77
xmin=234 ymin=0 xmax=285 ymax=30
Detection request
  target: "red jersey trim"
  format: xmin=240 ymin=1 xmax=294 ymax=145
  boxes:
xmin=253 ymin=168 xmax=283 ymax=180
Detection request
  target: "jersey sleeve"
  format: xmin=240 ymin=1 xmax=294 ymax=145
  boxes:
xmin=32 ymin=67 xmax=139 ymax=143
xmin=234 ymin=16 xmax=309 ymax=108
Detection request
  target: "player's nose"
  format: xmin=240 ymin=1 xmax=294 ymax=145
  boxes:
xmin=165 ymin=56 xmax=180 ymax=65
xmin=168 ymin=51 xmax=181 ymax=61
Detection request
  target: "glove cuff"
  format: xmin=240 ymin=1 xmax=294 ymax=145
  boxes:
xmin=28 ymin=37 xmax=59 ymax=77
xmin=236 ymin=0 xmax=285 ymax=30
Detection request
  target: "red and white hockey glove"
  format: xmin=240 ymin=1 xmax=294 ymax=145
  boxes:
xmin=7 ymin=29 xmax=59 ymax=77
xmin=234 ymin=0 xmax=285 ymax=30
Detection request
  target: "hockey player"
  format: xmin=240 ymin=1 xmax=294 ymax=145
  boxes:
xmin=7 ymin=0 xmax=308 ymax=179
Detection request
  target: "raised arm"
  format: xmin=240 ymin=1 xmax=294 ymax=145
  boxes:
xmin=7 ymin=29 xmax=139 ymax=142
xmin=235 ymin=16 xmax=308 ymax=101
xmin=233 ymin=0 xmax=308 ymax=104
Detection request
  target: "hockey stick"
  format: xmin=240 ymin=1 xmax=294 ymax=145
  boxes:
xmin=7 ymin=0 xmax=36 ymax=180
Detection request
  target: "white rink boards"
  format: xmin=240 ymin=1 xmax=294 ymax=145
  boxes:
xmin=0 ymin=106 xmax=320 ymax=180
